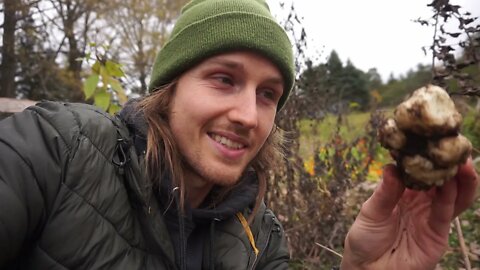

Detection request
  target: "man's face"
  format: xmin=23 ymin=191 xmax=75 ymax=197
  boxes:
xmin=169 ymin=51 xmax=284 ymax=187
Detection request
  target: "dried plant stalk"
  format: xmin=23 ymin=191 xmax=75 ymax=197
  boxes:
xmin=454 ymin=217 xmax=471 ymax=270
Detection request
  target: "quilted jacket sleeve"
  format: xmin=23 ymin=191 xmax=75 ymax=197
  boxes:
xmin=0 ymin=106 xmax=67 ymax=266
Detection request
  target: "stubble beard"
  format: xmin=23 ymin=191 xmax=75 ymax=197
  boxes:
xmin=182 ymin=149 xmax=246 ymax=187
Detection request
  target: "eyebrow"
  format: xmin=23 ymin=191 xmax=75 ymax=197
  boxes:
xmin=264 ymin=77 xmax=284 ymax=86
xmin=208 ymin=59 xmax=245 ymax=70
xmin=206 ymin=59 xmax=284 ymax=87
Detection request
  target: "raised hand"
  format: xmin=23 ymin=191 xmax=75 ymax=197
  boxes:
xmin=341 ymin=158 xmax=479 ymax=270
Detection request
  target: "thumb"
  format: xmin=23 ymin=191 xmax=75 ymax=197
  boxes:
xmin=360 ymin=164 xmax=405 ymax=222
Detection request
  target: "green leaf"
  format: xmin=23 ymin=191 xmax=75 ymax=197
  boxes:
xmin=118 ymin=92 xmax=128 ymax=105
xmin=100 ymin=65 xmax=109 ymax=85
xmin=105 ymin=60 xmax=125 ymax=77
xmin=94 ymin=88 xmax=111 ymax=111
xmin=108 ymin=103 xmax=121 ymax=115
xmin=109 ymin=78 xmax=123 ymax=93
xmin=109 ymin=78 xmax=128 ymax=104
xmin=83 ymin=74 xmax=99 ymax=99
xmin=89 ymin=42 xmax=97 ymax=47
xmin=92 ymin=61 xmax=101 ymax=74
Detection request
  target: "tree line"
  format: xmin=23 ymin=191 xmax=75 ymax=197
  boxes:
xmin=2 ymin=0 xmax=478 ymax=113
xmin=297 ymin=45 xmax=479 ymax=120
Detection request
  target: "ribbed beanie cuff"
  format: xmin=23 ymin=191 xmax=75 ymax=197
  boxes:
xmin=148 ymin=0 xmax=295 ymax=110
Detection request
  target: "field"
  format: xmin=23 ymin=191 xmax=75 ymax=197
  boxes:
xmin=298 ymin=111 xmax=374 ymax=158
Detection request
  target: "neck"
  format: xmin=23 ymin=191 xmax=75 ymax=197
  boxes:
xmin=184 ymin=172 xmax=214 ymax=209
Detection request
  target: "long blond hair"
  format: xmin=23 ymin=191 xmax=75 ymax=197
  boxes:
xmin=138 ymin=82 xmax=285 ymax=218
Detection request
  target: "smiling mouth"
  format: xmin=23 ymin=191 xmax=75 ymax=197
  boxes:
xmin=209 ymin=133 xmax=246 ymax=150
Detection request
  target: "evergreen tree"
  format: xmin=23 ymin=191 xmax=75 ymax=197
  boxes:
xmin=340 ymin=60 xmax=370 ymax=110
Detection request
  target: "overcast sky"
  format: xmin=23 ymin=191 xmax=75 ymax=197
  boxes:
xmin=268 ymin=0 xmax=480 ymax=81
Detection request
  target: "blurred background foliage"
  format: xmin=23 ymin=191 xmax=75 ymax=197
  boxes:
xmin=1 ymin=0 xmax=479 ymax=269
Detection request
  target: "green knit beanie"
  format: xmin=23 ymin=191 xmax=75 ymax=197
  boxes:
xmin=148 ymin=0 xmax=295 ymax=110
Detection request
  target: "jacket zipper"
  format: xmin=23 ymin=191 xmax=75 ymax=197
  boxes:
xmin=249 ymin=219 xmax=275 ymax=270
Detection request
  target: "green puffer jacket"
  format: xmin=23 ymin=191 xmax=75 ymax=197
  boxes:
xmin=0 ymin=101 xmax=289 ymax=269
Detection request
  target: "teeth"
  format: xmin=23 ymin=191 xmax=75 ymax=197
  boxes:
xmin=211 ymin=134 xmax=244 ymax=150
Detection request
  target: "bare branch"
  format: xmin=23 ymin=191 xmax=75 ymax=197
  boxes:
xmin=314 ymin=243 xmax=343 ymax=259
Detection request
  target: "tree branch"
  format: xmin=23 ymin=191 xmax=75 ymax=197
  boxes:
xmin=431 ymin=11 xmax=440 ymax=77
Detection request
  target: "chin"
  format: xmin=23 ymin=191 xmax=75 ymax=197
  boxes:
xmin=183 ymin=154 xmax=249 ymax=187
xmin=206 ymin=170 xmax=243 ymax=187
xmin=197 ymin=164 xmax=245 ymax=187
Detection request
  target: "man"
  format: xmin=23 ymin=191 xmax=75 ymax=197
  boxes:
xmin=0 ymin=0 xmax=478 ymax=269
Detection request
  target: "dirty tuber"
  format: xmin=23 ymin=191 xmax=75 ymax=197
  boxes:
xmin=378 ymin=84 xmax=472 ymax=190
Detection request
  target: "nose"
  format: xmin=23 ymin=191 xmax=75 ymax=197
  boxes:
xmin=228 ymin=87 xmax=258 ymax=129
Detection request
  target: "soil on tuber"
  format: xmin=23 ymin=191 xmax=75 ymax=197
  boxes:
xmin=378 ymin=84 xmax=472 ymax=190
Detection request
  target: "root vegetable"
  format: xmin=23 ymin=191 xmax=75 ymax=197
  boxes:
xmin=394 ymin=85 xmax=462 ymax=137
xmin=378 ymin=118 xmax=406 ymax=150
xmin=379 ymin=84 xmax=472 ymax=190
xmin=427 ymin=134 xmax=472 ymax=167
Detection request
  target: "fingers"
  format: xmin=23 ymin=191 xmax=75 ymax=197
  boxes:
xmin=428 ymin=157 xmax=478 ymax=236
xmin=453 ymin=157 xmax=479 ymax=217
xmin=428 ymin=177 xmax=457 ymax=235
xmin=360 ymin=164 xmax=405 ymax=222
